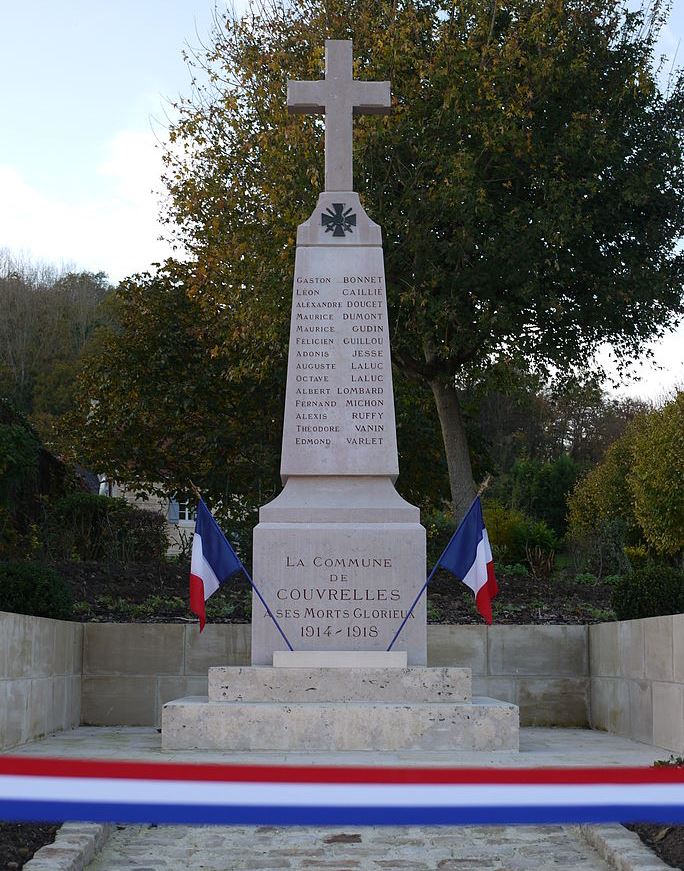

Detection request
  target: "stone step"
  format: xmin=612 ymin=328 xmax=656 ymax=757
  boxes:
xmin=161 ymin=696 xmax=518 ymax=752
xmin=207 ymin=666 xmax=471 ymax=703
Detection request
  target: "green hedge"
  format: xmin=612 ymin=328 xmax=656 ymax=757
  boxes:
xmin=612 ymin=563 xmax=684 ymax=620
xmin=0 ymin=561 xmax=72 ymax=619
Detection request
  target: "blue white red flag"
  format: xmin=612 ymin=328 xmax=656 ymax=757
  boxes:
xmin=189 ymin=498 xmax=243 ymax=631
xmin=439 ymin=497 xmax=498 ymax=624
xmin=1 ymin=757 xmax=682 ymax=825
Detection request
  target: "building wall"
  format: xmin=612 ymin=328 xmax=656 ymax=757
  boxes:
xmin=590 ymin=615 xmax=684 ymax=754
xmin=81 ymin=623 xmax=250 ymax=727
xmin=0 ymin=612 xmax=82 ymax=751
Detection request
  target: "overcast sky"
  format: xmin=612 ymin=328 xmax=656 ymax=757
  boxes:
xmin=0 ymin=1 xmax=682 ymax=399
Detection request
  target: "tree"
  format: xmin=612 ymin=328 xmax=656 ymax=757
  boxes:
xmin=0 ymin=250 xmax=111 ymax=434
xmin=628 ymin=393 xmax=684 ymax=557
xmin=470 ymin=377 xmax=650 ymax=477
xmin=0 ymin=397 xmax=74 ymax=557
xmin=510 ymin=454 xmax=579 ymax=536
xmin=76 ymin=0 xmax=684 ymax=521
xmin=64 ymin=260 xmax=450 ymax=520
xmin=569 ymin=392 xmax=684 ymax=558
xmin=64 ymin=261 xmax=285 ymax=522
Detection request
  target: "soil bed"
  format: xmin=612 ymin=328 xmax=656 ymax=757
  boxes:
xmin=627 ymin=823 xmax=684 ymax=869
xmin=0 ymin=822 xmax=59 ymax=870
xmin=54 ymin=560 xmax=616 ymax=625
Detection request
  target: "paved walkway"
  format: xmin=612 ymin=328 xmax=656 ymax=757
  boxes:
xmin=87 ymin=822 xmax=611 ymax=870
xmin=9 ymin=725 xmax=668 ymax=767
xmin=10 ymin=727 xmax=669 ymax=869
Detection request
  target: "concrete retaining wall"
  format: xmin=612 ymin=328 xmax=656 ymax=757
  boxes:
xmin=81 ymin=624 xmax=250 ymax=726
xmin=3 ymin=612 xmax=681 ymax=750
xmin=81 ymin=623 xmax=589 ymax=728
xmin=0 ymin=611 xmax=82 ymax=750
xmin=429 ymin=624 xmax=589 ymax=727
xmin=589 ymin=615 xmax=684 ymax=754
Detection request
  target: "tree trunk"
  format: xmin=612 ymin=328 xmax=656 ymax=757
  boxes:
xmin=428 ymin=377 xmax=476 ymax=524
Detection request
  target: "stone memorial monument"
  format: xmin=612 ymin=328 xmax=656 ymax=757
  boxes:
xmin=251 ymin=38 xmax=426 ymax=666
xmin=162 ymin=40 xmax=519 ymax=752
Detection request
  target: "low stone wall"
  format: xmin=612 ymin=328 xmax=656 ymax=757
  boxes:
xmin=4 ymin=613 xmax=680 ymax=750
xmin=0 ymin=611 xmax=82 ymax=750
xmin=429 ymin=624 xmax=589 ymax=727
xmin=81 ymin=623 xmax=589 ymax=728
xmin=589 ymin=615 xmax=684 ymax=753
xmin=81 ymin=624 xmax=250 ymax=726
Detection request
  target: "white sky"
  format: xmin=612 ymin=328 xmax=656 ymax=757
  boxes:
xmin=0 ymin=0 xmax=682 ymax=400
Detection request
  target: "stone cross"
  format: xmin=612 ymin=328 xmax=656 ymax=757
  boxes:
xmin=287 ymin=40 xmax=390 ymax=192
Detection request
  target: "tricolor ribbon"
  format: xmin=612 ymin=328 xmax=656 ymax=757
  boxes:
xmin=0 ymin=757 xmax=682 ymax=825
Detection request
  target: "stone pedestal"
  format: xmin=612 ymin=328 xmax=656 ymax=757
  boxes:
xmin=251 ymin=476 xmax=426 ymax=664
xmin=162 ymin=665 xmax=519 ymax=751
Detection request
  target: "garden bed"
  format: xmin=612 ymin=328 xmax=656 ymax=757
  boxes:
xmin=0 ymin=822 xmax=58 ymax=870
xmin=53 ymin=560 xmax=616 ymax=625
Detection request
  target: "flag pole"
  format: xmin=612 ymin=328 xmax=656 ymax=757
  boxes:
xmin=239 ymin=563 xmax=294 ymax=652
xmin=189 ymin=484 xmax=294 ymax=652
xmin=386 ymin=476 xmax=492 ymax=653
xmin=386 ymin=563 xmax=441 ymax=653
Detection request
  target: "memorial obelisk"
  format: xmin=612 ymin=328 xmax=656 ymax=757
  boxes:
xmin=251 ymin=40 xmax=427 ymax=664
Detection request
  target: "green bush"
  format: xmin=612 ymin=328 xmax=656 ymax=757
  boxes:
xmin=612 ymin=563 xmax=684 ymax=620
xmin=569 ymin=394 xmax=684 ymax=558
xmin=500 ymin=563 xmax=530 ymax=579
xmin=422 ymin=508 xmax=457 ymax=568
xmin=44 ymin=493 xmax=168 ymax=562
xmin=567 ymin=518 xmax=632 ymax=579
xmin=511 ymin=454 xmax=579 ymax=536
xmin=483 ymin=502 xmax=556 ymax=568
xmin=0 ymin=561 xmax=72 ymax=619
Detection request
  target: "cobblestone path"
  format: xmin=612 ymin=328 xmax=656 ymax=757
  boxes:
xmin=87 ymin=823 xmax=611 ymax=870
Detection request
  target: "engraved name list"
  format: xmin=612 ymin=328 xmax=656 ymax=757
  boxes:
xmin=280 ymin=245 xmax=399 ymax=477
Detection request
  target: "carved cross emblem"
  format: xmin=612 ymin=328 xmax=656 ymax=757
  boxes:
xmin=321 ymin=203 xmax=357 ymax=237
xmin=287 ymin=41 xmax=391 ymax=192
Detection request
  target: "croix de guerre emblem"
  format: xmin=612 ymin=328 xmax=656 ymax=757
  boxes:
xmin=321 ymin=203 xmax=357 ymax=237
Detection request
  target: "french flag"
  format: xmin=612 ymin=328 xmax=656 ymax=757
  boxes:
xmin=438 ymin=497 xmax=498 ymax=624
xmin=189 ymin=499 xmax=243 ymax=632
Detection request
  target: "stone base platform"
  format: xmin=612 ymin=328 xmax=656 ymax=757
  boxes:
xmin=161 ymin=666 xmax=519 ymax=752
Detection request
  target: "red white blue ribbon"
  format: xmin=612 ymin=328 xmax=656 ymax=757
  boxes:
xmin=0 ymin=757 xmax=682 ymax=825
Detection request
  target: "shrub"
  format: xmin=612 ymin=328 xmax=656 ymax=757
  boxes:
xmin=422 ymin=508 xmax=457 ymax=568
xmin=629 ymin=394 xmax=684 ymax=556
xmin=423 ymin=504 xmax=557 ymax=575
xmin=483 ymin=502 xmax=556 ymax=569
xmin=612 ymin=563 xmax=684 ymax=620
xmin=500 ymin=563 xmax=530 ymax=579
xmin=569 ymin=393 xmax=684 ymax=559
xmin=0 ymin=398 xmax=75 ymax=538
xmin=44 ymin=493 xmax=168 ymax=562
xmin=567 ymin=518 xmax=632 ymax=579
xmin=0 ymin=505 xmax=19 ymax=559
xmin=511 ymin=454 xmax=579 ymax=536
xmin=0 ymin=561 xmax=72 ymax=619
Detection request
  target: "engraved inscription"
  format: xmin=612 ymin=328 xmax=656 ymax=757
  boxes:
xmin=268 ymin=550 xmax=416 ymax=642
xmin=280 ymin=247 xmax=398 ymax=476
